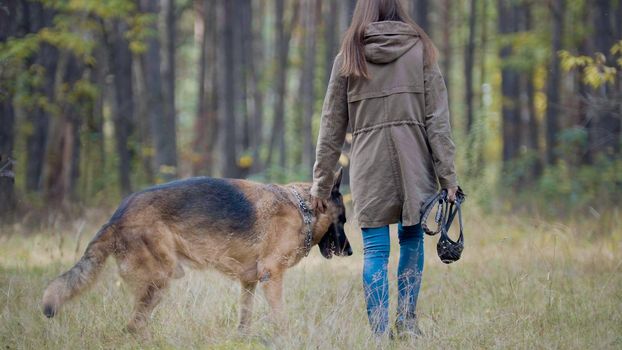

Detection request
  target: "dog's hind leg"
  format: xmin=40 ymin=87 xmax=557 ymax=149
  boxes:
xmin=117 ymin=225 xmax=177 ymax=335
xmin=125 ymin=281 xmax=168 ymax=336
xmin=238 ymin=280 xmax=257 ymax=334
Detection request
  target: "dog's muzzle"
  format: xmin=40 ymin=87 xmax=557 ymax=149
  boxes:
xmin=420 ymin=187 xmax=465 ymax=264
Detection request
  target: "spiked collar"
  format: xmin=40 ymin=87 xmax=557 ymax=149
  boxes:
xmin=290 ymin=188 xmax=314 ymax=256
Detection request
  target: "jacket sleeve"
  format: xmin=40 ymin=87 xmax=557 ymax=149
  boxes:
xmin=424 ymin=62 xmax=458 ymax=189
xmin=311 ymin=55 xmax=349 ymax=199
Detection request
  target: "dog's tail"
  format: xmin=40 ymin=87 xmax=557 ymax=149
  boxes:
xmin=42 ymin=223 xmax=116 ymax=318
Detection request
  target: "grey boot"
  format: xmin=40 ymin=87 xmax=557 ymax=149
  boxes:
xmin=394 ymin=313 xmax=422 ymax=338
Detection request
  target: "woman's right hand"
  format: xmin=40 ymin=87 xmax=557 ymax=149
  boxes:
xmin=311 ymin=195 xmax=327 ymax=214
xmin=446 ymin=186 xmax=458 ymax=203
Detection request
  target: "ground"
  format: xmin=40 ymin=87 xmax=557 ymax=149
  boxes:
xmin=1 ymin=206 xmax=621 ymax=349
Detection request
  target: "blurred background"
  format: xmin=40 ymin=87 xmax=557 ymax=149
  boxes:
xmin=0 ymin=0 xmax=621 ymax=224
xmin=1 ymin=2 xmax=621 ymax=348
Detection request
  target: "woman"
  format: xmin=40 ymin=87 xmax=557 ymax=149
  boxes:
xmin=310 ymin=0 xmax=459 ymax=337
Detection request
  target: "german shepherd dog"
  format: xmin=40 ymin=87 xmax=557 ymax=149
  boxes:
xmin=42 ymin=169 xmax=351 ymax=334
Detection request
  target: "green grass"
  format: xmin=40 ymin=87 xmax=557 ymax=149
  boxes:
xmin=1 ymin=206 xmax=621 ymax=349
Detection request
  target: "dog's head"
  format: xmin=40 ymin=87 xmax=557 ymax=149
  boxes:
xmin=318 ymin=168 xmax=353 ymax=259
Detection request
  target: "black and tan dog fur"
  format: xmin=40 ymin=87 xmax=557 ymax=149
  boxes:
xmin=42 ymin=169 xmax=351 ymax=334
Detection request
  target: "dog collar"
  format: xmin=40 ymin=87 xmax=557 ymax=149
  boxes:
xmin=291 ymin=188 xmax=314 ymax=256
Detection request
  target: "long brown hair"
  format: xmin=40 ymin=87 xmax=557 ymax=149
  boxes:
xmin=340 ymin=0 xmax=437 ymax=79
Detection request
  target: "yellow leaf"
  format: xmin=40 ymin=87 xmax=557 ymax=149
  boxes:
xmin=238 ymin=155 xmax=253 ymax=169
xmin=338 ymin=154 xmax=349 ymax=167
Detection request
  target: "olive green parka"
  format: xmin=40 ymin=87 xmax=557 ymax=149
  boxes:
xmin=311 ymin=21 xmax=458 ymax=228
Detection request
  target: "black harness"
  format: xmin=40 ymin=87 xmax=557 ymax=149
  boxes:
xmin=420 ymin=187 xmax=466 ymax=264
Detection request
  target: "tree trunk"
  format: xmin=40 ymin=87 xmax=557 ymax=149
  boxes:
xmin=465 ymin=0 xmax=476 ymax=133
xmin=0 ymin=96 xmax=16 ymax=221
xmin=82 ymin=37 xmax=106 ymax=197
xmin=139 ymin=0 xmax=177 ymax=182
xmin=249 ymin=0 xmax=266 ymax=174
xmin=300 ymin=0 xmax=319 ymax=174
xmin=237 ymin=0 xmax=252 ymax=177
xmin=193 ymin=0 xmax=220 ymax=176
xmin=523 ymin=5 xmax=541 ymax=178
xmin=161 ymin=0 xmax=178 ymax=177
xmin=324 ymin=0 xmax=339 ymax=88
xmin=43 ymin=54 xmax=83 ymax=205
xmin=193 ymin=0 xmax=209 ymax=175
xmin=479 ymin=0 xmax=489 ymax=90
xmin=25 ymin=2 xmax=57 ymax=192
xmin=411 ymin=0 xmax=429 ymax=33
xmin=440 ymin=0 xmax=451 ymax=93
xmin=221 ymin=0 xmax=240 ymax=178
xmin=544 ymin=0 xmax=564 ymax=165
xmin=347 ymin=0 xmax=356 ymax=19
xmin=133 ymin=49 xmax=154 ymax=183
xmin=107 ymin=19 xmax=134 ymax=195
xmin=0 ymin=0 xmax=18 ymax=222
xmin=588 ymin=0 xmax=620 ymax=158
xmin=266 ymin=0 xmax=300 ymax=172
xmin=526 ymin=72 xmax=541 ymax=177
xmin=498 ymin=0 xmax=521 ymax=168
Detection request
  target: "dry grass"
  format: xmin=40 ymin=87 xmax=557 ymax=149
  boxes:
xmin=1 ymin=206 xmax=621 ymax=349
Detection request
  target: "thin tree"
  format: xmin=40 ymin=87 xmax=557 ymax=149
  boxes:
xmin=237 ymin=0 xmax=252 ymax=177
xmin=43 ymin=54 xmax=84 ymax=204
xmin=25 ymin=2 xmax=57 ymax=192
xmin=105 ymin=18 xmax=134 ymax=195
xmin=497 ymin=0 xmax=521 ymax=169
xmin=440 ymin=0 xmax=451 ymax=92
xmin=544 ymin=0 xmax=564 ymax=165
xmin=324 ymin=0 xmax=339 ymax=88
xmin=588 ymin=0 xmax=620 ymax=158
xmin=138 ymin=0 xmax=177 ymax=181
xmin=161 ymin=0 xmax=177 ymax=175
xmin=520 ymin=3 xmax=541 ymax=180
xmin=0 ymin=0 xmax=18 ymax=221
xmin=300 ymin=0 xmax=320 ymax=173
xmin=193 ymin=0 xmax=220 ymax=176
xmin=193 ymin=0 xmax=210 ymax=175
xmin=221 ymin=0 xmax=240 ymax=177
xmin=249 ymin=0 xmax=266 ymax=173
xmin=465 ymin=0 xmax=477 ymax=133
xmin=347 ymin=0 xmax=357 ymax=18
xmin=266 ymin=0 xmax=300 ymax=171
xmin=411 ymin=0 xmax=429 ymax=33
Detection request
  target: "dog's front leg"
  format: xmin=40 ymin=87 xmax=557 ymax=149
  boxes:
xmin=238 ymin=280 xmax=257 ymax=334
xmin=262 ymin=271 xmax=284 ymax=326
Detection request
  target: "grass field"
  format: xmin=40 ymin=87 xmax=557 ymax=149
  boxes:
xmin=1 ymin=206 xmax=621 ymax=349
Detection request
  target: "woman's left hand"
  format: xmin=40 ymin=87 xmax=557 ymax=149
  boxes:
xmin=311 ymin=196 xmax=327 ymax=214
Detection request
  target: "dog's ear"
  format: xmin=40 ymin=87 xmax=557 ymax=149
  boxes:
xmin=332 ymin=167 xmax=343 ymax=192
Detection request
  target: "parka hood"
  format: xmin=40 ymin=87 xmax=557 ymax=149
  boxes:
xmin=364 ymin=21 xmax=420 ymax=64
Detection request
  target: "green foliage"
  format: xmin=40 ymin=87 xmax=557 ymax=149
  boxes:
xmin=495 ymin=124 xmax=621 ymax=217
xmin=126 ymin=13 xmax=158 ymax=54
xmin=498 ymin=31 xmax=549 ymax=72
xmin=0 ymin=35 xmax=41 ymax=62
xmin=537 ymin=156 xmax=622 ymax=214
xmin=63 ymin=0 xmax=136 ymax=18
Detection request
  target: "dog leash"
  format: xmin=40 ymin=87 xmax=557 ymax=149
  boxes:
xmin=291 ymin=188 xmax=314 ymax=256
xmin=419 ymin=187 xmax=466 ymax=264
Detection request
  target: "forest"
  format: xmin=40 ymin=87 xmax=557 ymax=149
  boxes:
xmin=0 ymin=1 xmax=621 ymax=349
xmin=0 ymin=0 xmax=621 ymax=221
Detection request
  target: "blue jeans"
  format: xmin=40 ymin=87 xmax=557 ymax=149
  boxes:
xmin=362 ymin=222 xmax=424 ymax=335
